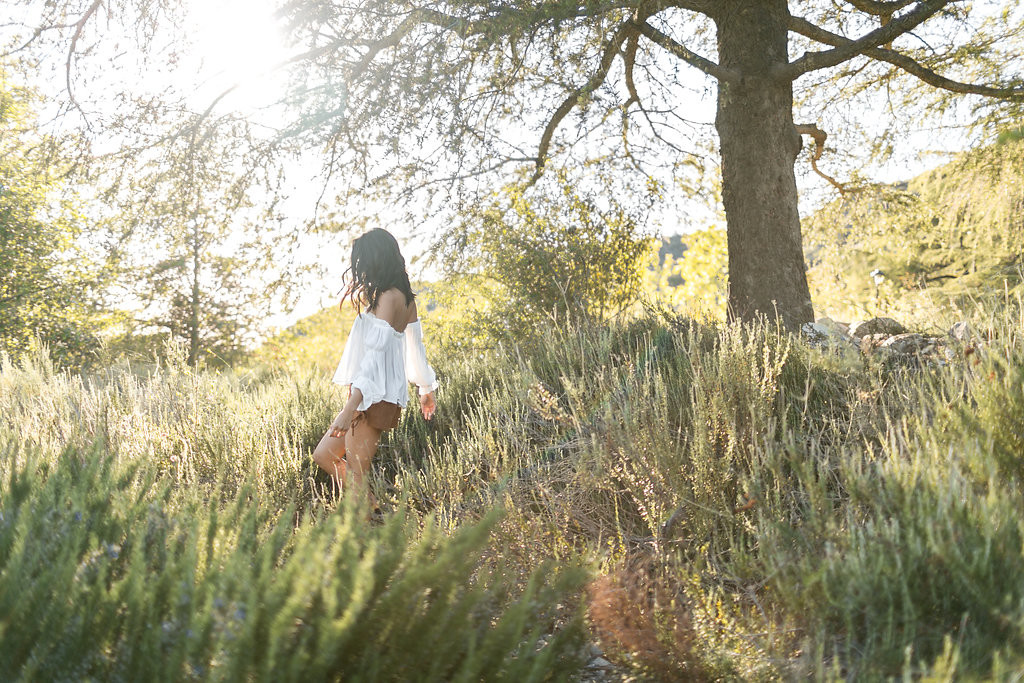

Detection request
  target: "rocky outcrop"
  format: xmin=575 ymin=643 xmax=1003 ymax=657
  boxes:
xmin=848 ymin=317 xmax=906 ymax=338
xmin=801 ymin=316 xmax=977 ymax=366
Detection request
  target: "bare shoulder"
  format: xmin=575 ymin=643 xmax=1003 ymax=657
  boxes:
xmin=374 ymin=289 xmax=413 ymax=330
xmin=406 ymin=299 xmax=419 ymax=325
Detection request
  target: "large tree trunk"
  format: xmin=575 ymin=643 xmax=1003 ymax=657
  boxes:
xmin=714 ymin=0 xmax=814 ymax=329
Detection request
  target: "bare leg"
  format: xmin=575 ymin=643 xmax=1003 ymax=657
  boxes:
xmin=344 ymin=416 xmax=383 ymax=514
xmin=312 ymin=412 xmax=349 ymax=495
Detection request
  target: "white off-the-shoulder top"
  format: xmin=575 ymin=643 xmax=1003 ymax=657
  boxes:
xmin=331 ymin=312 xmax=439 ymax=411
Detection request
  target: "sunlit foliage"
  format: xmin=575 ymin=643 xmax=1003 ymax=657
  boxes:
xmin=806 ymin=133 xmax=1024 ymax=323
xmin=0 ymin=73 xmax=112 ymax=367
xmin=649 ymin=227 xmax=728 ymax=321
xmin=432 ymin=172 xmax=655 ymax=342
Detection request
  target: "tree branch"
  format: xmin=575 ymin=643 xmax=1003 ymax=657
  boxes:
xmin=779 ymin=0 xmax=952 ymax=79
xmin=634 ymin=21 xmax=739 ymax=82
xmin=841 ymin=0 xmax=916 ymax=16
xmin=532 ymin=23 xmax=635 ymax=181
xmin=620 ymin=29 xmax=645 ymax=171
xmin=657 ymin=0 xmax=719 ymax=13
xmin=795 ymin=123 xmax=847 ymax=194
xmin=64 ymin=0 xmax=104 ymax=117
xmin=789 ymin=15 xmax=1024 ymax=100
xmin=291 ymin=1 xmax=639 ymax=62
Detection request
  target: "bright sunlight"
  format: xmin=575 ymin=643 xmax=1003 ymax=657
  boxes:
xmin=181 ymin=0 xmax=293 ymax=112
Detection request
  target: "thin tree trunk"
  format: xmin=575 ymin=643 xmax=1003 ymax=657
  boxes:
xmin=715 ymin=0 xmax=814 ymax=329
xmin=189 ymin=223 xmax=201 ymax=366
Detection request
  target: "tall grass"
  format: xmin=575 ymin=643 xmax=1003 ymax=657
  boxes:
xmin=0 ymin=343 xmax=587 ymax=681
xmin=377 ymin=301 xmax=1024 ymax=678
xmin=2 ymin=297 xmax=1023 ymax=678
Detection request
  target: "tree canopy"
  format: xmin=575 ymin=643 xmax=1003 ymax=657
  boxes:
xmin=0 ymin=73 xmax=111 ymax=365
xmin=4 ymin=1 xmax=1023 ymax=328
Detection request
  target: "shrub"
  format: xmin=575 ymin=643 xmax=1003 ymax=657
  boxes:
xmin=0 ymin=443 xmax=587 ymax=681
xmin=433 ymin=170 xmax=655 ymax=343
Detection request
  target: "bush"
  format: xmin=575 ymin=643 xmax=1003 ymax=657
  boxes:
xmin=432 ymin=170 xmax=655 ymax=344
xmin=4 ymin=296 xmax=1024 ymax=679
xmin=0 ymin=442 xmax=587 ymax=681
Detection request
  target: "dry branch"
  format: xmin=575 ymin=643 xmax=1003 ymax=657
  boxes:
xmin=795 ymin=123 xmax=847 ymax=194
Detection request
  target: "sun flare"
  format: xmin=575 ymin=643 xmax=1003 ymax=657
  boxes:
xmin=183 ymin=0 xmax=292 ymax=111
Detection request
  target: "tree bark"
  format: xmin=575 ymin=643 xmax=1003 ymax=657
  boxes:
xmin=714 ymin=0 xmax=814 ymax=329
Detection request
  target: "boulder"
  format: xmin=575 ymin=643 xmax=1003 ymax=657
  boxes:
xmin=802 ymin=321 xmax=857 ymax=350
xmin=859 ymin=333 xmax=892 ymax=354
xmin=801 ymin=322 xmax=830 ymax=346
xmin=880 ymin=333 xmax=930 ymax=355
xmin=815 ymin=317 xmax=852 ymax=337
xmin=848 ymin=317 xmax=907 ymax=338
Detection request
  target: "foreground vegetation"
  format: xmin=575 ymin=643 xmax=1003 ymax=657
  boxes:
xmin=3 ymin=290 xmax=1023 ymax=678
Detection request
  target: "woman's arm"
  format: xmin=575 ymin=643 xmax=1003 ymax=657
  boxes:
xmin=328 ymin=387 xmax=364 ymax=437
xmin=404 ymin=300 xmax=438 ymax=420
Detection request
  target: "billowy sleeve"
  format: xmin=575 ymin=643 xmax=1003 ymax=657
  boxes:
xmin=332 ymin=316 xmax=363 ymax=387
xmin=404 ymin=321 xmax=438 ymax=396
xmin=332 ymin=316 xmax=392 ymax=410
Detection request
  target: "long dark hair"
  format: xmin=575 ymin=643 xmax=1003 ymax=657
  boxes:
xmin=341 ymin=228 xmax=415 ymax=312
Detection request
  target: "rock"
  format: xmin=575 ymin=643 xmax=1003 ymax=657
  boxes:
xmin=859 ymin=333 xmax=892 ymax=354
xmin=848 ymin=317 xmax=906 ymax=338
xmin=880 ymin=333 xmax=929 ymax=355
xmin=948 ymin=321 xmax=973 ymax=343
xmin=586 ymin=657 xmax=613 ymax=670
xmin=802 ymin=321 xmax=857 ymax=349
xmin=801 ymin=322 xmax=830 ymax=346
xmin=815 ymin=317 xmax=852 ymax=337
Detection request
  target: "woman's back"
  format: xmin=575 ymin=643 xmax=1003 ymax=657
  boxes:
xmin=368 ymin=287 xmax=416 ymax=333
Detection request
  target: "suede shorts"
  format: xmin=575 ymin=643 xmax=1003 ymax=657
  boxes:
xmin=353 ymin=400 xmax=402 ymax=432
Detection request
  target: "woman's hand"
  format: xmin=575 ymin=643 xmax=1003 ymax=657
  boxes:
xmin=419 ymin=392 xmax=436 ymax=421
xmin=328 ymin=409 xmax=353 ymax=438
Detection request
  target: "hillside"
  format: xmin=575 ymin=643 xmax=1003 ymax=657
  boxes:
xmin=253 ymin=305 xmax=357 ymax=375
xmin=6 ymin=300 xmax=1024 ymax=678
xmin=5 ymin=138 xmax=1024 ymax=678
xmin=804 ymin=136 xmax=1024 ymax=324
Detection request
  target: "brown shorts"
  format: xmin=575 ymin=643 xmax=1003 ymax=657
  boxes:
xmin=352 ymin=400 xmax=402 ymax=432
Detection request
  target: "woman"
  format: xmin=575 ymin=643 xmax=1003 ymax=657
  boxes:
xmin=312 ymin=228 xmax=438 ymax=515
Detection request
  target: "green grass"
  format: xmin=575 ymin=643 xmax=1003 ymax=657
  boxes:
xmin=0 ymin=344 xmax=588 ymax=681
xmin=3 ymin=292 xmax=1024 ymax=679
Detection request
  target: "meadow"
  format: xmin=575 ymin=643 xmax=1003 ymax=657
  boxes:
xmin=3 ymin=288 xmax=1024 ymax=679
xmin=4 ymin=139 xmax=1024 ymax=681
